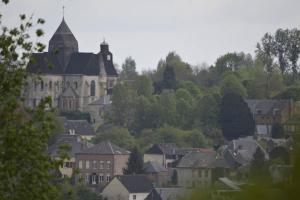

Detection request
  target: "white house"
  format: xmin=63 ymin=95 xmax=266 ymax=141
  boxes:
xmin=102 ymin=175 xmax=153 ymax=200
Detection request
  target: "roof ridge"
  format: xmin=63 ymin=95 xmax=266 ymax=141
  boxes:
xmin=108 ymin=141 xmax=114 ymax=154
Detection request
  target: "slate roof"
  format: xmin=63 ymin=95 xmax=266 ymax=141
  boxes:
xmin=144 ymin=161 xmax=168 ymax=173
xmin=222 ymin=137 xmax=268 ymax=167
xmin=245 ymin=99 xmax=290 ymax=115
xmin=145 ymin=189 xmax=162 ymax=200
xmin=27 ymin=19 xmax=118 ymax=76
xmin=116 ymin=175 xmax=153 ymax=193
xmin=218 ymin=177 xmax=240 ymax=190
xmin=153 ymin=187 xmax=185 ymax=200
xmin=177 ymin=151 xmax=229 ymax=169
xmin=77 ymin=141 xmax=130 ymax=155
xmin=48 ymin=134 xmax=93 ymax=157
xmin=63 ymin=120 xmax=95 ymax=136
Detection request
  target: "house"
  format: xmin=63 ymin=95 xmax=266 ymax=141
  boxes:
xmin=144 ymin=161 xmax=168 ymax=186
xmin=145 ymin=187 xmax=185 ymax=200
xmin=48 ymin=134 xmax=93 ymax=177
xmin=85 ymin=95 xmax=111 ymax=125
xmin=22 ymin=17 xmax=118 ymax=124
xmin=75 ymin=141 xmax=130 ymax=186
xmin=61 ymin=118 xmax=96 ymax=140
xmin=245 ymin=99 xmax=294 ymax=136
xmin=144 ymin=143 xmax=208 ymax=168
xmin=102 ymin=175 xmax=153 ymax=200
xmin=175 ymin=150 xmax=230 ymax=188
xmin=221 ymin=137 xmax=268 ymax=170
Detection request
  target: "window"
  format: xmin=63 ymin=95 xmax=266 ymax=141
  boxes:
xmin=93 ymin=160 xmax=97 ymax=169
xmin=34 ymin=81 xmax=37 ymax=91
xmin=85 ymin=174 xmax=89 ymax=183
xmin=33 ymin=99 xmax=37 ymax=107
xmin=107 ymin=161 xmax=111 ymax=169
xmin=198 ymin=169 xmax=202 ymax=177
xmin=204 ymin=169 xmax=208 ymax=177
xmin=40 ymin=80 xmax=44 ymax=91
xmin=90 ymin=80 xmax=95 ymax=96
xmin=92 ymin=174 xmax=97 ymax=185
xmin=49 ymin=81 xmax=52 ymax=90
xmin=74 ymin=82 xmax=78 ymax=89
xmin=86 ymin=160 xmax=90 ymax=169
xmin=256 ymin=109 xmax=262 ymax=114
xmin=107 ymin=55 xmax=111 ymax=61
xmin=79 ymin=160 xmax=83 ymax=169
xmin=69 ymin=100 xmax=72 ymax=110
xmin=66 ymin=81 xmax=70 ymax=87
xmin=99 ymin=174 xmax=104 ymax=182
xmin=106 ymin=174 xmax=110 ymax=182
xmin=100 ymin=161 xmax=104 ymax=169
xmin=133 ymin=195 xmax=136 ymax=200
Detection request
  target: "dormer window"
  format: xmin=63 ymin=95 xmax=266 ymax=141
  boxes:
xmin=107 ymin=55 xmax=111 ymax=61
xmin=273 ymin=108 xmax=279 ymax=115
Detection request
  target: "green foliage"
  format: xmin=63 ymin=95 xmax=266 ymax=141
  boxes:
xmin=220 ymin=74 xmax=247 ymax=98
xmin=133 ymin=75 xmax=154 ymax=96
xmin=110 ymin=83 xmax=138 ymax=127
xmin=275 ymin=85 xmax=300 ymax=100
xmin=119 ymin=56 xmax=138 ymax=81
xmin=219 ymin=93 xmax=255 ymax=140
xmin=123 ymin=147 xmax=144 ymax=175
xmin=0 ymin=2 xmax=61 ymax=199
xmin=60 ymin=111 xmax=91 ymax=123
xmin=93 ymin=127 xmax=135 ymax=150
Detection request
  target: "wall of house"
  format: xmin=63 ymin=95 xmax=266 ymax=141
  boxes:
xmin=59 ymin=157 xmax=75 ymax=177
xmin=146 ymin=171 xmax=169 ymax=187
xmin=129 ymin=193 xmax=149 ymax=200
xmin=144 ymin=154 xmax=164 ymax=166
xmin=75 ymin=154 xmax=114 ymax=185
xmin=102 ymin=178 xmax=129 ymax=200
xmin=113 ymin=154 xmax=130 ymax=175
xmin=177 ymin=168 xmax=212 ymax=188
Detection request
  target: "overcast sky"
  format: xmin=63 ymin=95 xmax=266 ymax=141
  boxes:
xmin=1 ymin=0 xmax=300 ymax=72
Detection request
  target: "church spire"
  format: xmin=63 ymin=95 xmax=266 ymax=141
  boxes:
xmin=48 ymin=17 xmax=78 ymax=68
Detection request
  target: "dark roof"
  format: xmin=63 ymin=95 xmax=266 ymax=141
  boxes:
xmin=48 ymin=134 xmax=93 ymax=157
xmin=77 ymin=141 xmax=130 ymax=155
xmin=153 ymin=187 xmax=185 ymax=200
xmin=145 ymin=144 xmax=178 ymax=155
xmin=144 ymin=161 xmax=168 ymax=173
xmin=177 ymin=150 xmax=229 ymax=169
xmin=145 ymin=189 xmax=162 ymax=200
xmin=222 ymin=137 xmax=268 ymax=167
xmin=63 ymin=120 xmax=95 ymax=136
xmin=27 ymin=19 xmax=118 ymax=76
xmin=245 ymin=99 xmax=290 ymax=115
xmin=116 ymin=175 xmax=153 ymax=193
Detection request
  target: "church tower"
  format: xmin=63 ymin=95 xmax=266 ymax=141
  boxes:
xmin=48 ymin=18 xmax=78 ymax=69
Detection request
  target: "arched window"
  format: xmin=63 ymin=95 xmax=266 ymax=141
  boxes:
xmin=90 ymin=80 xmax=95 ymax=96
xmin=49 ymin=81 xmax=52 ymax=90
xmin=40 ymin=80 xmax=44 ymax=91
xmin=74 ymin=82 xmax=78 ymax=89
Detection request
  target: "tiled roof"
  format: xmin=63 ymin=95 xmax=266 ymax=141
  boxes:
xmin=144 ymin=161 xmax=168 ymax=173
xmin=48 ymin=134 xmax=93 ymax=157
xmin=116 ymin=175 xmax=153 ymax=193
xmin=77 ymin=141 xmax=130 ymax=155
xmin=153 ymin=187 xmax=185 ymax=200
xmin=63 ymin=120 xmax=95 ymax=136
xmin=245 ymin=99 xmax=290 ymax=115
xmin=177 ymin=151 xmax=229 ymax=169
xmin=145 ymin=189 xmax=162 ymax=200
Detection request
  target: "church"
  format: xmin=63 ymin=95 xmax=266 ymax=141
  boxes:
xmin=23 ymin=17 xmax=118 ymax=123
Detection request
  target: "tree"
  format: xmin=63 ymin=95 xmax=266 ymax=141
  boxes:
xmin=0 ymin=2 xmax=61 ymax=199
xmin=250 ymin=147 xmax=266 ymax=177
xmin=220 ymin=74 xmax=247 ymax=98
xmin=215 ymin=52 xmax=253 ymax=75
xmin=94 ymin=127 xmax=135 ymax=150
xmin=110 ymin=84 xmax=138 ymax=127
xmin=219 ymin=93 xmax=255 ymax=140
xmin=271 ymin=123 xmax=285 ymax=139
xmin=133 ymin=75 xmax=154 ymax=96
xmin=119 ymin=56 xmax=138 ymax=81
xmin=161 ymin=64 xmax=177 ymax=90
xmin=123 ymin=147 xmax=144 ymax=175
xmin=194 ymin=94 xmax=220 ymax=130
